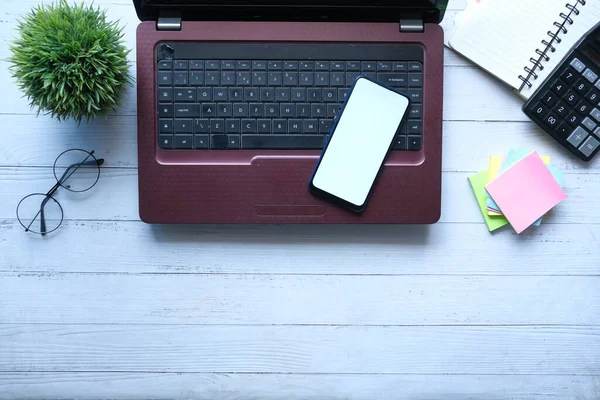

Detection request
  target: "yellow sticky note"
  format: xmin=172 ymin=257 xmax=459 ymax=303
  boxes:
xmin=486 ymin=155 xmax=550 ymax=216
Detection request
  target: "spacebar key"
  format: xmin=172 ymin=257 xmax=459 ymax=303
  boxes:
xmin=242 ymin=135 xmax=324 ymax=149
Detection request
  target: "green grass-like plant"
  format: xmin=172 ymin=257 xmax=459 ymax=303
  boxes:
xmin=9 ymin=0 xmax=134 ymax=123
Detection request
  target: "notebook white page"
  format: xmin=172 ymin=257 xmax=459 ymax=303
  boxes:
xmin=447 ymin=0 xmax=594 ymax=100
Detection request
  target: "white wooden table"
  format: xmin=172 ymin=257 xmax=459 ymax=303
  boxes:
xmin=1 ymin=1 xmax=599 ymax=398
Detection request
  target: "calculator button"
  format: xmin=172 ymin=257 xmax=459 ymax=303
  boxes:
xmin=570 ymin=58 xmax=586 ymax=73
xmin=566 ymin=112 xmax=581 ymax=126
xmin=550 ymin=79 xmax=567 ymax=95
xmin=531 ymin=103 xmax=548 ymax=118
xmin=576 ymin=100 xmax=592 ymax=115
xmin=591 ymin=108 xmax=600 ymax=122
xmin=579 ymin=135 xmax=600 ymax=157
xmin=553 ymin=101 xmax=569 ymax=117
xmin=583 ymin=68 xmax=598 ymax=84
xmin=556 ymin=122 xmax=571 ymax=137
xmin=541 ymin=91 xmax=558 ymax=107
xmin=544 ymin=113 xmax=560 ymax=128
xmin=582 ymin=117 xmax=597 ymax=132
xmin=567 ymin=126 xmax=588 ymax=147
xmin=563 ymin=90 xmax=579 ymax=105
xmin=561 ymin=67 xmax=578 ymax=84
xmin=575 ymin=78 xmax=590 ymax=94
xmin=585 ymin=88 xmax=600 ymax=103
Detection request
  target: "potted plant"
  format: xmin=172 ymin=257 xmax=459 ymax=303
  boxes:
xmin=8 ymin=0 xmax=134 ymax=124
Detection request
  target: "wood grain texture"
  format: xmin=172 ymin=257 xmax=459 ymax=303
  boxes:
xmin=1 ymin=373 xmax=599 ymax=400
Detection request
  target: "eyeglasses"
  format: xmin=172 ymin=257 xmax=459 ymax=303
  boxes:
xmin=16 ymin=149 xmax=104 ymax=235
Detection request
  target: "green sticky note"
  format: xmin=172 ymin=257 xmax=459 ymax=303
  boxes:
xmin=468 ymin=170 xmax=509 ymax=232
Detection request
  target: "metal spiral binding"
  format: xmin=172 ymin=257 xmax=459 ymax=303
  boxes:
xmin=518 ymin=0 xmax=586 ymax=91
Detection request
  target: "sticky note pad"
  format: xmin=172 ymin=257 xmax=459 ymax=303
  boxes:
xmin=487 ymin=156 xmax=504 ymax=217
xmin=468 ymin=170 xmax=509 ymax=232
xmin=485 ymin=152 xmax=567 ymax=234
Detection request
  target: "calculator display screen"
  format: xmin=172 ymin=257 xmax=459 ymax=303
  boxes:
xmin=581 ymin=30 xmax=600 ymax=64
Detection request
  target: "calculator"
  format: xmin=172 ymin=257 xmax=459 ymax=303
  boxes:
xmin=523 ymin=22 xmax=600 ymax=162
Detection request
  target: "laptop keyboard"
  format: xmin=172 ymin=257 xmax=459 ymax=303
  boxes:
xmin=157 ymin=45 xmax=424 ymax=151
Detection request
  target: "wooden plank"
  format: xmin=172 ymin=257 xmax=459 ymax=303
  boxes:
xmin=1 ymin=273 xmax=598 ymax=325
xmin=1 ymin=325 xmax=598 ymax=374
xmin=1 ymin=220 xmax=598 ymax=275
xmin=0 ymin=167 xmax=597 ymax=224
xmin=1 ymin=373 xmax=598 ymax=400
xmin=0 ymin=115 xmax=596 ymax=171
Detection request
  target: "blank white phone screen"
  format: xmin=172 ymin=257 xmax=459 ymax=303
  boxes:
xmin=312 ymin=77 xmax=410 ymax=207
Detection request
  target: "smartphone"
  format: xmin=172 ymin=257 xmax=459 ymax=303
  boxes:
xmin=309 ymin=76 xmax=411 ymax=212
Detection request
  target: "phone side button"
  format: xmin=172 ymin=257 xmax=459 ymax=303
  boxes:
xmin=393 ymin=136 xmax=407 ymax=150
xmin=407 ymin=136 xmax=422 ymax=151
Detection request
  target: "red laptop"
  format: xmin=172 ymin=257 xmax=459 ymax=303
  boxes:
xmin=134 ymin=0 xmax=447 ymax=224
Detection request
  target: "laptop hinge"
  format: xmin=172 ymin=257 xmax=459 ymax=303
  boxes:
xmin=157 ymin=16 xmax=181 ymax=31
xmin=399 ymin=19 xmax=424 ymax=33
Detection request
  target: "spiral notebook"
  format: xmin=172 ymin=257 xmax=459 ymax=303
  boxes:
xmin=447 ymin=0 xmax=600 ymax=100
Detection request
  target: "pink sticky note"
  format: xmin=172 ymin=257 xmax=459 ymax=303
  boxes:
xmin=485 ymin=152 xmax=567 ymax=234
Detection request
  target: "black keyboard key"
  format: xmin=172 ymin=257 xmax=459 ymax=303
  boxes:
xmin=205 ymin=61 xmax=219 ymax=70
xmin=242 ymin=135 xmax=324 ymax=149
xmin=283 ymin=72 xmax=299 ymax=86
xmin=564 ymin=90 xmax=579 ymax=106
xmin=190 ymin=60 xmax=204 ymax=70
xmin=409 ymin=104 xmax=422 ymax=119
xmin=330 ymin=72 xmax=345 ymax=86
xmin=319 ymin=119 xmax=334 ymax=133
xmin=280 ymin=103 xmax=295 ymax=117
xmin=217 ymin=103 xmax=232 ymax=117
xmin=409 ymin=62 xmax=423 ymax=72
xmin=158 ymin=88 xmax=173 ymax=102
xmin=303 ymin=119 xmax=318 ymax=133
xmin=362 ymin=62 xmax=376 ymax=71
xmin=541 ymin=91 xmax=558 ymax=107
xmin=531 ymin=103 xmax=548 ymax=118
xmin=268 ymin=61 xmax=282 ymax=70
xmin=242 ymin=119 xmax=257 ymax=133
xmin=408 ymin=73 xmax=423 ymax=87
xmin=560 ymin=67 xmax=577 ymax=84
xmin=221 ymin=71 xmax=235 ymax=85
xmin=202 ymin=103 xmax=216 ymax=117
xmin=237 ymin=72 xmax=251 ymax=86
xmin=315 ymin=61 xmax=329 ymax=71
xmin=211 ymin=134 xmax=228 ymax=149
xmin=289 ymin=119 xmax=302 ymax=133
xmin=244 ymin=87 xmax=259 ymax=101
xmin=307 ymin=88 xmax=321 ymax=101
xmin=300 ymin=61 xmax=314 ymax=70
xmin=194 ymin=134 xmax=209 ymax=149
xmin=393 ymin=62 xmax=408 ymax=72
xmin=210 ymin=119 xmax=224 ymax=133
xmin=409 ymin=88 xmax=422 ymax=103
xmin=174 ymin=119 xmax=193 ymax=133
xmin=575 ymin=78 xmax=590 ymax=94
xmin=407 ymin=120 xmax=422 ymax=135
xmin=555 ymin=122 xmax=571 ymax=138
xmin=226 ymin=119 xmax=241 ymax=133
xmin=158 ymin=60 xmax=172 ymax=70
xmin=330 ymin=61 xmax=345 ymax=71
xmin=284 ymin=61 xmax=299 ymax=70
xmin=291 ymin=87 xmax=306 ymax=102
xmin=158 ymin=71 xmax=172 ymax=85
xmin=174 ymin=104 xmax=200 ymax=118
xmin=273 ymin=119 xmax=287 ymax=133
xmin=261 ymin=87 xmax=275 ymax=102
xmin=276 ymin=87 xmax=290 ymax=102
xmin=346 ymin=72 xmax=361 ymax=84
xmin=268 ymin=72 xmax=282 ymax=86
xmin=550 ymin=79 xmax=566 ymax=95
xmin=300 ymin=72 xmax=314 ymax=86
xmin=159 ymin=134 xmax=173 ymax=149
xmin=253 ymin=72 xmax=267 ymax=86
xmin=158 ymin=104 xmax=173 ymax=117
xmin=296 ymin=104 xmax=310 ymax=118
xmin=257 ymin=119 xmax=271 ymax=133
xmin=221 ymin=60 xmax=235 ymax=70
xmin=407 ymin=136 xmax=422 ymax=151
xmin=311 ymin=104 xmax=326 ymax=118
xmin=228 ymin=135 xmax=240 ymax=149
xmin=338 ymin=88 xmax=349 ymax=101
xmin=322 ymin=88 xmax=337 ymax=102
xmin=249 ymin=103 xmax=264 ymax=117
xmin=377 ymin=73 xmax=406 ymax=87
xmin=195 ymin=118 xmax=209 ymax=133
xmin=346 ymin=61 xmax=360 ymax=71
xmin=174 ymin=72 xmax=188 ymax=85
xmin=576 ymin=100 xmax=592 ymax=115
xmin=252 ymin=61 xmax=266 ymax=70
xmin=586 ymin=88 xmax=600 ymax=103
xmin=174 ymin=134 xmax=193 ymax=149
xmin=197 ymin=88 xmax=212 ymax=101
xmin=566 ymin=112 xmax=581 ymax=126
xmin=213 ymin=88 xmax=228 ymax=102
xmin=377 ymin=62 xmax=392 ymax=71
xmin=189 ymin=71 xmax=204 ymax=85
xmin=554 ymin=101 xmax=568 ymax=117
xmin=233 ymin=103 xmax=249 ymax=117
xmin=327 ymin=104 xmax=341 ymax=118
xmin=174 ymin=60 xmax=188 ymax=70
xmin=229 ymin=87 xmax=242 ymax=101
xmin=315 ymin=72 xmax=329 ymax=86
xmin=174 ymin=88 xmax=195 ymax=102
xmin=543 ymin=113 xmax=560 ymax=128
xmin=265 ymin=103 xmax=279 ymax=117
xmin=205 ymin=72 xmax=220 ymax=85
xmin=393 ymin=135 xmax=406 ymax=150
